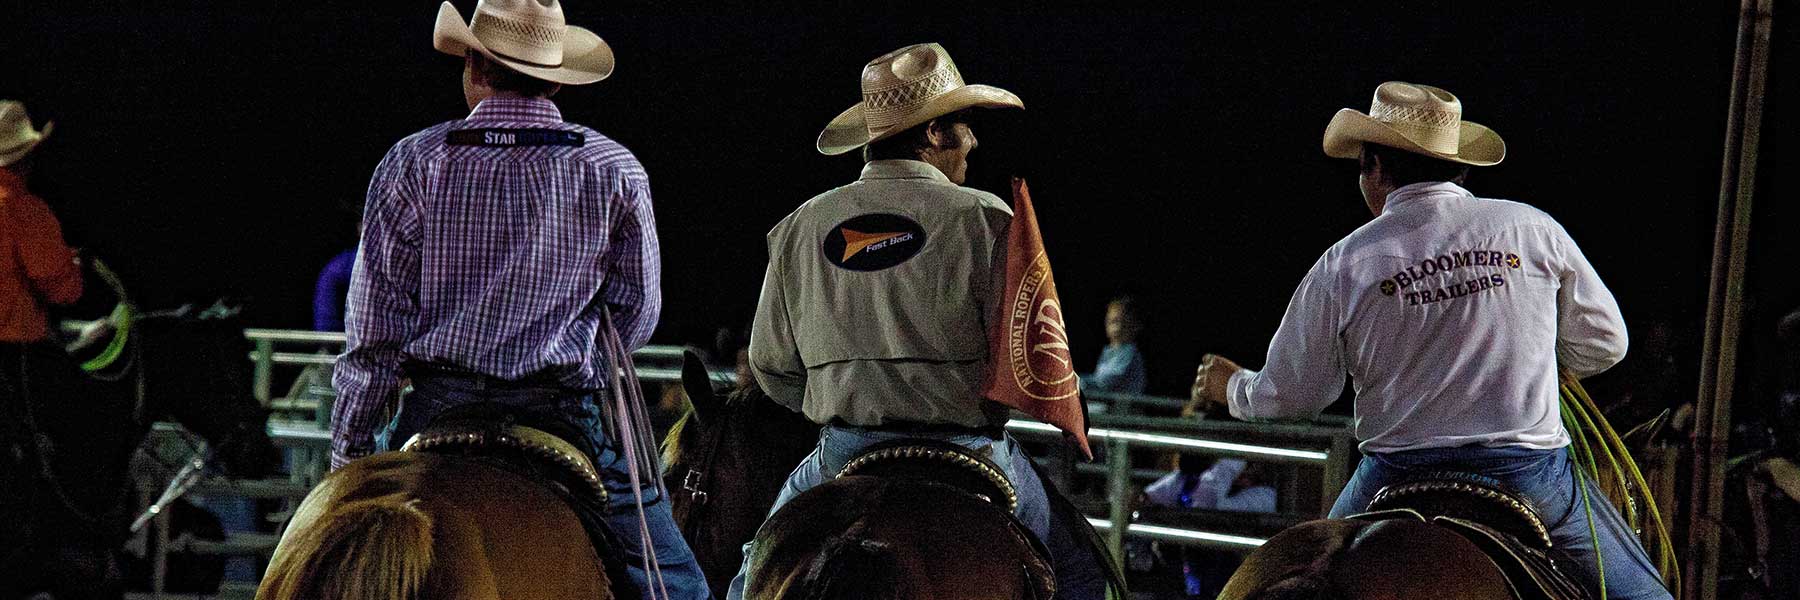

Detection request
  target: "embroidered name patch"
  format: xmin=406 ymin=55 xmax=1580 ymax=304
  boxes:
xmin=822 ymin=213 xmax=927 ymax=272
xmin=446 ymin=128 xmax=585 ymax=147
xmin=1377 ymin=249 xmax=1523 ymax=306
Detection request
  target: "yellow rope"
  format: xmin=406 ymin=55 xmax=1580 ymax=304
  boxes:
xmin=1559 ymin=369 xmax=1681 ymax=590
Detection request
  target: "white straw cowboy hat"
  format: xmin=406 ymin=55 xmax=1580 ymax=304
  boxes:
xmin=817 ymin=43 xmax=1024 ymax=156
xmin=0 ymin=100 xmax=53 ymax=168
xmin=1322 ymin=81 xmax=1505 ymax=166
xmin=432 ymin=0 xmax=614 ymax=86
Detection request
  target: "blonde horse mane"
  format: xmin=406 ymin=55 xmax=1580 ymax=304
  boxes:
xmin=257 ymin=497 xmax=436 ymax=600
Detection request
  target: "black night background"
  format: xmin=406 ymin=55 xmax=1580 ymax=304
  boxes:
xmin=3 ymin=1 xmax=1793 ymax=421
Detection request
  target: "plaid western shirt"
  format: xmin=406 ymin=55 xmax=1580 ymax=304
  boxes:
xmin=331 ymin=96 xmax=660 ymax=468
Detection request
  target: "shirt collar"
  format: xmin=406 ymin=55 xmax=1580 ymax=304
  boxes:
xmin=1382 ymin=181 xmax=1471 ymax=214
xmin=859 ymin=159 xmax=951 ymax=183
xmin=465 ymin=96 xmax=563 ymax=124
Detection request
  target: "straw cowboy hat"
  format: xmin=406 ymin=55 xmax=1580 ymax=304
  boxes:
xmin=1322 ymin=81 xmax=1505 ymax=166
xmin=432 ymin=0 xmax=613 ymax=86
xmin=0 ymin=100 xmax=53 ymax=168
xmin=818 ymin=43 xmax=1024 ymax=156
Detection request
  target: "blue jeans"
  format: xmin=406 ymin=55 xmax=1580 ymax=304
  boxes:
xmin=380 ymin=377 xmax=712 ymax=600
xmin=724 ymin=425 xmax=1105 ymax=600
xmin=1329 ymin=445 xmax=1672 ymax=600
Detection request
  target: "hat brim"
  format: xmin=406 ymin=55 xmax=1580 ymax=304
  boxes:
xmin=817 ymin=84 xmax=1024 ymax=156
xmin=1322 ymin=108 xmax=1504 ymax=167
xmin=0 ymin=120 xmax=50 ymax=168
xmin=431 ymin=2 xmax=614 ymax=86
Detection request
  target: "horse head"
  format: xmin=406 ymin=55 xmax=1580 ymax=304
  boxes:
xmin=130 ymin=301 xmax=278 ymax=479
xmin=662 ymin=349 xmax=819 ymax=597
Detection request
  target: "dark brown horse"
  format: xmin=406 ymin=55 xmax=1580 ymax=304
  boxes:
xmin=744 ymin=449 xmax=1056 ymax=600
xmin=1219 ymin=476 xmax=1589 ymax=600
xmin=663 ymin=352 xmax=1127 ymax=599
xmin=2 ymin=305 xmax=277 ymax=600
xmin=661 ymin=352 xmax=820 ymax=597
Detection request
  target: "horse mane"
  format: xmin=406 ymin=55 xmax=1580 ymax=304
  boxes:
xmin=257 ymin=497 xmax=435 ymax=600
xmin=1248 ymin=575 xmax=1341 ymax=600
xmin=659 ymin=405 xmax=698 ymax=470
xmin=789 ymin=524 xmax=906 ymax=600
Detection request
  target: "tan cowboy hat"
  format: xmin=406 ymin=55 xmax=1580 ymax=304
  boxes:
xmin=817 ymin=43 xmax=1023 ymax=156
xmin=1322 ymin=81 xmax=1505 ymax=166
xmin=432 ymin=0 xmax=614 ymax=86
xmin=0 ymin=100 xmax=53 ymax=168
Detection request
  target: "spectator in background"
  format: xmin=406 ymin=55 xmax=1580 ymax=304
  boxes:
xmin=1083 ymin=295 xmax=1148 ymax=415
xmin=1141 ymin=457 xmax=1276 ymax=598
xmin=1144 ymin=457 xmax=1276 ymax=514
xmin=311 ymin=221 xmax=359 ymax=331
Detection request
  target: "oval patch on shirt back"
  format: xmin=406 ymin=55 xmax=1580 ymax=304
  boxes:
xmin=821 ymin=213 xmax=927 ymax=271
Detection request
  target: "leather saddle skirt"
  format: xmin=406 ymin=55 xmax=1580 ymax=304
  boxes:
xmin=1351 ymin=472 xmax=1590 ymax=600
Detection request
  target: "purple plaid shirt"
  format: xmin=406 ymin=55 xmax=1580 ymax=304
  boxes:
xmin=331 ymin=96 xmax=661 ymax=468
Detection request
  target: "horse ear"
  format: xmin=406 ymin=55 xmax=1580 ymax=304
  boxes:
xmin=681 ymin=350 xmax=724 ymax=426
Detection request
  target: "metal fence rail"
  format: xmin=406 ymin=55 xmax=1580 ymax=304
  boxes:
xmin=109 ymin=324 xmax=1356 ymax=596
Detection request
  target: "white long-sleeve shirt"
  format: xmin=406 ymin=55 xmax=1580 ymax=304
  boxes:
xmin=1226 ymin=182 xmax=1627 ymax=453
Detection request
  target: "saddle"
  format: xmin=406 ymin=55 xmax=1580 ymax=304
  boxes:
xmin=831 ymin=439 xmax=1059 ymax=600
xmin=1351 ymin=473 xmax=1590 ymax=600
xmin=401 ymin=403 xmax=639 ymax=599
xmin=837 ymin=439 xmax=1020 ymax=512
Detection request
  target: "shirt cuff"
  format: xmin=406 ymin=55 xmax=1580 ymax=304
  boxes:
xmin=1225 ymin=368 xmax=1259 ymax=420
xmin=330 ymin=448 xmax=372 ymax=471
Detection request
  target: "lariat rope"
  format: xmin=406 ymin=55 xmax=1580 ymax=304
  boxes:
xmin=78 ymin=258 xmax=135 ymax=375
xmin=1559 ymin=368 xmax=1680 ymax=592
xmin=599 ymin=309 xmax=671 ymax=600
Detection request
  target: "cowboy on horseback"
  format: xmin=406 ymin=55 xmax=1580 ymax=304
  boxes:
xmin=328 ymin=1 xmax=706 ymax=597
xmin=0 ymin=100 xmax=81 ymax=350
xmin=731 ymin=43 xmax=1108 ymax=599
xmin=1187 ymin=82 xmax=1672 ymax=600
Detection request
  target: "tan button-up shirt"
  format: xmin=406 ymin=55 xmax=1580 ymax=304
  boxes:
xmin=749 ymin=160 xmax=1013 ymax=428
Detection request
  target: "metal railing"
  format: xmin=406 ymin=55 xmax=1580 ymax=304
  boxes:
xmin=1006 ymin=416 xmax=1355 ymax=561
xmin=109 ymin=325 xmax=1357 ymax=593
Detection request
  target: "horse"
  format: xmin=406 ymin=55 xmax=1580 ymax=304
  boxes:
xmin=1218 ymin=473 xmax=1589 ymax=600
xmin=662 ymin=351 xmax=1127 ymax=599
xmin=744 ymin=440 xmax=1057 ymax=600
xmin=660 ymin=351 xmax=821 ymax=597
xmin=256 ymin=404 xmax=636 ymax=600
xmin=1 ymin=302 xmax=279 ymax=600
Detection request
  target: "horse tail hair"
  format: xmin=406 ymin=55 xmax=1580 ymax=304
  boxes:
xmin=257 ymin=497 xmax=435 ymax=600
xmin=792 ymin=533 xmax=904 ymax=600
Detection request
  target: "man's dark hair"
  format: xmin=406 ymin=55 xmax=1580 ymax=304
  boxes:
xmin=862 ymin=110 xmax=972 ymax=162
xmin=1359 ymin=143 xmax=1470 ymax=187
xmin=467 ymin=51 xmax=562 ymax=98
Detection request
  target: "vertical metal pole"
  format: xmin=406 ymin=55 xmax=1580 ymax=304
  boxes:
xmin=152 ymin=508 xmax=171 ymax=599
xmin=253 ymin=338 xmax=274 ymax=406
xmin=1105 ymin=436 xmax=1131 ymax=569
xmin=1688 ymin=1 xmax=1774 ymax=598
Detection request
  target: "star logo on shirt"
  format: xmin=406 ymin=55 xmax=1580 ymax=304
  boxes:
xmin=1506 ymin=254 xmax=1522 ymax=269
xmin=1379 ymin=279 xmax=1397 ymax=296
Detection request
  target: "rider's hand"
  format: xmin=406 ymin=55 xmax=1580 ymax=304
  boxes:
xmin=1186 ymin=354 xmax=1241 ymax=418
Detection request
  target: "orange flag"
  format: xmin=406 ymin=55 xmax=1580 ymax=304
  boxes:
xmin=983 ymin=178 xmax=1092 ymax=460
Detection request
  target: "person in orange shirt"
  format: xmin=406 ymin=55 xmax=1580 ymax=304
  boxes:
xmin=0 ymin=99 xmax=82 ymax=345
